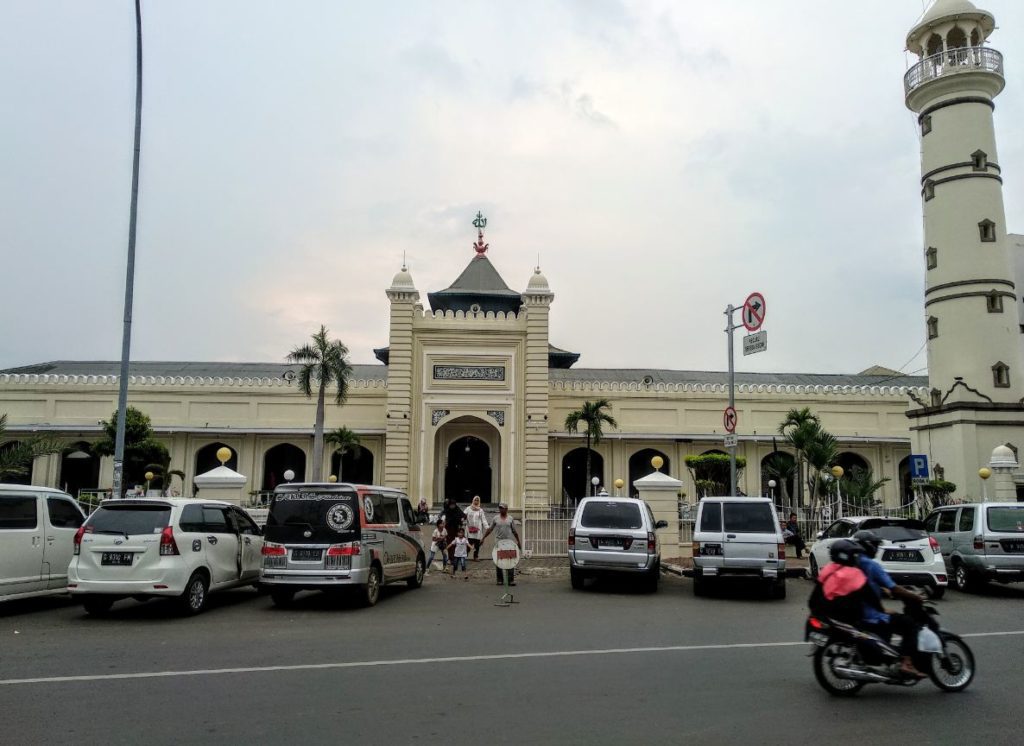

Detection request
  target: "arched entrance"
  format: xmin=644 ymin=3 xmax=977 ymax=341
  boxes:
xmin=433 ymin=416 xmax=500 ymax=506
xmin=331 ymin=445 xmax=374 ymax=484
xmin=629 ymin=448 xmax=670 ymax=497
xmin=562 ymin=447 xmax=604 ymax=504
xmin=262 ymin=443 xmax=306 ymax=490
xmin=59 ymin=442 xmax=100 ymax=497
xmin=195 ymin=442 xmax=238 ymax=476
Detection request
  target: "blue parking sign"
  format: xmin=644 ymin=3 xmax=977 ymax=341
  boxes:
xmin=910 ymin=454 xmax=929 ymax=480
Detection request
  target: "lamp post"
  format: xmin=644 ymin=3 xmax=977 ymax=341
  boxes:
xmin=768 ymin=479 xmax=777 ymax=503
xmin=614 ymin=478 xmax=624 ymax=497
xmin=831 ymin=465 xmax=844 ymax=518
xmin=144 ymin=470 xmax=154 ymax=495
xmin=284 ymin=469 xmax=295 ymax=483
xmin=591 ymin=476 xmax=600 ymax=496
xmin=979 ymin=467 xmax=991 ymax=503
xmin=328 ymin=474 xmax=338 ymax=483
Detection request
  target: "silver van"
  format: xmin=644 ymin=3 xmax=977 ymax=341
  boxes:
xmin=691 ymin=497 xmax=787 ymax=598
xmin=926 ymin=502 xmax=1024 ymax=592
xmin=260 ymin=483 xmax=427 ymax=607
xmin=0 ymin=484 xmax=86 ymax=602
xmin=567 ymin=496 xmax=667 ymax=592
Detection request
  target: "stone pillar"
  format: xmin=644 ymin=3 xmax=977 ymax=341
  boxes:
xmin=193 ymin=450 xmax=248 ymax=506
xmin=522 ymin=267 xmax=554 ymax=509
xmin=634 ymin=470 xmax=684 ymax=560
xmin=383 ymin=265 xmax=419 ymax=493
xmin=989 ymin=444 xmax=1019 ymax=502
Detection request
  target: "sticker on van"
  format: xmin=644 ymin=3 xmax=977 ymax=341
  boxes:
xmin=363 ymin=496 xmax=375 ymax=521
xmin=327 ymin=503 xmax=354 ymax=532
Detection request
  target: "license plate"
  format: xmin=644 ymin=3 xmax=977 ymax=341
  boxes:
xmin=291 ymin=548 xmax=323 ymax=562
xmin=700 ymin=544 xmax=723 ymax=556
xmin=883 ymin=549 xmax=922 ymax=563
xmin=597 ymin=538 xmax=623 ymax=548
xmin=101 ymin=552 xmax=134 ymax=566
xmin=1001 ymin=540 xmax=1024 ymax=553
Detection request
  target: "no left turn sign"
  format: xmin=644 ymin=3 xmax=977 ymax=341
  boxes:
xmin=742 ymin=292 xmax=766 ymax=332
xmin=724 ymin=406 xmax=737 ymax=433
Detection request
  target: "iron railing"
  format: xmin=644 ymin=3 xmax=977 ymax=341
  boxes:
xmin=904 ymin=46 xmax=1003 ymax=94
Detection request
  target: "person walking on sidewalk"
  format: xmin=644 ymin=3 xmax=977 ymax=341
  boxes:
xmin=481 ymin=502 xmax=521 ymax=586
xmin=443 ymin=498 xmax=467 ymax=565
xmin=426 ymin=518 xmax=448 ymax=575
xmin=464 ymin=495 xmax=489 ymax=560
xmin=447 ymin=528 xmax=471 ymax=580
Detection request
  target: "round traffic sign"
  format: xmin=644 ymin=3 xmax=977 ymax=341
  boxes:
xmin=742 ymin=292 xmax=766 ymax=332
xmin=492 ymin=539 xmax=521 ymax=570
xmin=724 ymin=406 xmax=737 ymax=433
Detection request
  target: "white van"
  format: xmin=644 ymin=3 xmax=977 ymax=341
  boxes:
xmin=0 ymin=484 xmax=86 ymax=602
xmin=691 ymin=497 xmax=787 ymax=599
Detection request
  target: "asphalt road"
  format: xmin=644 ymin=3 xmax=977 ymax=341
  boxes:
xmin=2 ymin=572 xmax=1023 ymax=745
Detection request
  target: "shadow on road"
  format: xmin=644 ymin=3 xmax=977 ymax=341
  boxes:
xmin=0 ymin=595 xmax=79 ymax=619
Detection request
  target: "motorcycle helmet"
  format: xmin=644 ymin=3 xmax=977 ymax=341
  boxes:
xmin=852 ymin=529 xmax=883 ymax=559
xmin=829 ymin=538 xmax=862 ymax=566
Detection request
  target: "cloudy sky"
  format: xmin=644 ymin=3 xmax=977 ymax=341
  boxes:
xmin=2 ymin=0 xmax=1023 ymax=376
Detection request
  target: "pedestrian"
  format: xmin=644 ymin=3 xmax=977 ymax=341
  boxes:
xmin=481 ymin=502 xmax=521 ymax=586
xmin=464 ymin=495 xmax=489 ymax=560
xmin=447 ymin=528 xmax=471 ymax=580
xmin=426 ymin=518 xmax=448 ymax=575
xmin=416 ymin=496 xmax=429 ymax=523
xmin=443 ymin=498 xmax=467 ymax=564
xmin=784 ymin=512 xmax=806 ymax=558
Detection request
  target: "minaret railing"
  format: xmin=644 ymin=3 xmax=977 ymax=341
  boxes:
xmin=904 ymin=46 xmax=1003 ymax=94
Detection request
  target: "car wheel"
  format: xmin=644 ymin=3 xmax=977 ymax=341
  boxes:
xmin=570 ymin=567 xmax=585 ymax=590
xmin=82 ymin=595 xmax=115 ymax=616
xmin=362 ymin=565 xmax=382 ymax=607
xmin=952 ymin=562 xmax=973 ymax=593
xmin=808 ymin=555 xmax=819 ymax=580
xmin=270 ymin=589 xmax=296 ymax=608
xmin=645 ymin=563 xmax=660 ymax=593
xmin=179 ymin=572 xmax=209 ymax=616
xmin=407 ymin=556 xmax=425 ymax=589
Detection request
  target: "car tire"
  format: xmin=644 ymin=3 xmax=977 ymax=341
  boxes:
xmin=808 ymin=555 xmax=819 ymax=580
xmin=646 ymin=562 xmax=660 ymax=593
xmin=82 ymin=595 xmax=115 ymax=616
xmin=270 ymin=589 xmax=296 ymax=608
xmin=570 ymin=567 xmax=585 ymax=590
xmin=362 ymin=565 xmax=382 ymax=607
xmin=952 ymin=562 xmax=974 ymax=593
xmin=179 ymin=572 xmax=209 ymax=616
xmin=407 ymin=556 xmax=425 ymax=589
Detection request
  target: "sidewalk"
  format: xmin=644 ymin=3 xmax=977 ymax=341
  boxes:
xmin=662 ymin=555 xmax=810 ymax=579
xmin=424 ymin=556 xmax=569 ymax=584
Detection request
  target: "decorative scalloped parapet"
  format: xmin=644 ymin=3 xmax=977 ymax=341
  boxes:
xmin=547 ymin=379 xmax=928 ymax=398
xmin=415 ymin=308 xmax=524 ymax=322
xmin=0 ymin=373 xmax=387 ymax=389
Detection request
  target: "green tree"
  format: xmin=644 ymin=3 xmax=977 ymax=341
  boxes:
xmin=841 ymin=465 xmax=891 ymax=511
xmin=0 ymin=414 xmax=65 ymax=481
xmin=762 ymin=451 xmax=796 ymax=507
xmin=778 ymin=407 xmax=820 ymax=506
xmin=802 ymin=423 xmax=839 ymax=513
xmin=287 ymin=325 xmax=353 ymax=480
xmin=93 ymin=407 xmax=170 ymax=495
xmin=325 ymin=426 xmax=361 ymax=480
xmin=684 ymin=453 xmax=747 ymax=497
xmin=564 ymin=399 xmax=618 ymax=495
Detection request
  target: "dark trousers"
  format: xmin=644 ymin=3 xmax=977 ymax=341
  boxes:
xmin=496 ymin=567 xmax=515 ymax=585
xmin=468 ymin=538 xmax=482 ymax=559
xmin=785 ymin=535 xmax=806 ymax=557
xmin=874 ymin=613 xmax=919 ymax=657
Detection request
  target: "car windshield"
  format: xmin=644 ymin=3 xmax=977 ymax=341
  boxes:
xmin=722 ymin=503 xmax=776 ymax=533
xmin=987 ymin=506 xmax=1024 ymax=533
xmin=87 ymin=504 xmax=171 ymax=535
xmin=265 ymin=490 xmax=360 ymax=543
xmin=859 ymin=518 xmax=927 ymax=542
xmin=580 ymin=501 xmax=643 ymax=530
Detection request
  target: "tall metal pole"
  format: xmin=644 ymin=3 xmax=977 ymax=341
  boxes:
xmin=725 ymin=304 xmax=737 ymax=496
xmin=112 ymin=0 xmax=144 ymax=499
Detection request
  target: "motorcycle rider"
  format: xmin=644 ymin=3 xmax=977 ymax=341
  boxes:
xmin=851 ymin=529 xmax=928 ymax=678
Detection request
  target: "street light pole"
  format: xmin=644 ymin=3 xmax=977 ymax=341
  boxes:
xmin=725 ymin=304 xmax=738 ymax=496
xmin=111 ymin=0 xmax=144 ymax=499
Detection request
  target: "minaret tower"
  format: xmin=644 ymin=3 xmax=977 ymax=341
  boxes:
xmin=905 ymin=0 xmax=1024 ymax=498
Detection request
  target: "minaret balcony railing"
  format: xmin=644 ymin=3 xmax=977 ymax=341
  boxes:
xmin=905 ymin=46 xmax=1003 ymax=94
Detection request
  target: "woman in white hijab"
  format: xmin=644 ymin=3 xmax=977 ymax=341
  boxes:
xmin=464 ymin=495 xmax=489 ymax=560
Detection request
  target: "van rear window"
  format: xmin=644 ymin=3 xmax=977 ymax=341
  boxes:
xmin=265 ymin=490 xmax=360 ymax=544
xmin=723 ymin=503 xmax=776 ymax=533
xmin=580 ymin=502 xmax=642 ymax=530
xmin=987 ymin=506 xmax=1024 ymax=533
xmin=88 ymin=504 xmax=171 ymax=535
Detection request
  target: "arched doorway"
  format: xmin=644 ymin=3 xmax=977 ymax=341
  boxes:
xmin=0 ymin=441 xmax=32 ymax=485
xmin=331 ymin=445 xmax=374 ymax=484
xmin=261 ymin=444 xmax=306 ymax=490
xmin=433 ymin=416 xmax=500 ymax=506
xmin=445 ymin=437 xmax=491 ymax=503
xmin=898 ymin=456 xmax=912 ymax=504
xmin=629 ymin=448 xmax=670 ymax=497
xmin=836 ymin=452 xmax=870 ymax=479
xmin=59 ymin=442 xmax=100 ymax=498
xmin=562 ymin=447 xmax=604 ymax=504
xmin=195 ymin=442 xmax=238 ymax=476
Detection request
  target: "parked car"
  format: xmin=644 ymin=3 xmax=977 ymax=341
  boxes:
xmin=0 ymin=484 xmax=86 ymax=603
xmin=926 ymin=502 xmax=1024 ymax=592
xmin=68 ymin=498 xmax=264 ymax=615
xmin=567 ymin=496 xmax=666 ymax=592
xmin=807 ymin=516 xmax=948 ymax=598
xmin=692 ymin=497 xmax=787 ymax=598
xmin=260 ymin=482 xmax=427 ymax=607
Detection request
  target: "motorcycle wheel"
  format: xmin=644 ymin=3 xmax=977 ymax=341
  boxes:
xmin=813 ymin=642 xmax=865 ymax=697
xmin=928 ymin=634 xmax=975 ymax=692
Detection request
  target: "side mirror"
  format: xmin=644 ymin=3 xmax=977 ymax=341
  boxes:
xmin=655 ymin=520 xmax=669 ymax=529
xmin=815 ymin=531 xmax=824 ymax=540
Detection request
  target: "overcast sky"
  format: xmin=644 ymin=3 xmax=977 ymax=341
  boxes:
xmin=2 ymin=1 xmax=1023 ymax=376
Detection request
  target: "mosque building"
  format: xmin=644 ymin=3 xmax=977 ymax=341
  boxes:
xmin=1 ymin=0 xmax=1021 ymax=508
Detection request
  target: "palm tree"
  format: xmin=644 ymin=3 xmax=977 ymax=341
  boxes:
xmin=0 ymin=414 xmax=65 ymax=481
xmin=802 ymin=423 xmax=838 ymax=516
xmin=287 ymin=326 xmax=353 ymax=480
xmin=778 ymin=407 xmax=820 ymax=506
xmin=325 ymin=426 xmax=361 ymax=480
xmin=143 ymin=458 xmax=186 ymax=496
xmin=564 ymin=399 xmax=618 ymax=496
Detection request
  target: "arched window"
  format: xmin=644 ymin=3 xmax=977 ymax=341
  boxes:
xmin=947 ymin=26 xmax=968 ymax=51
xmin=835 ymin=452 xmax=870 ymax=478
xmin=562 ymin=447 xmax=604 ymax=504
xmin=926 ymin=33 xmax=943 ymax=57
xmin=59 ymin=442 xmax=100 ymax=498
xmin=993 ymin=362 xmax=1011 ymax=388
xmin=261 ymin=444 xmax=306 ymax=490
xmin=897 ymin=455 xmax=912 ymax=503
xmin=331 ymin=445 xmax=374 ymax=485
xmin=628 ymin=448 xmax=670 ymax=497
xmin=194 ymin=442 xmax=238 ymax=476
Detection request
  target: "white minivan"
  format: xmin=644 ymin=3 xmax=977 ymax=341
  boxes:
xmin=0 ymin=484 xmax=86 ymax=602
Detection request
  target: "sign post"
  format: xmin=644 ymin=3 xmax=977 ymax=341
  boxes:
xmin=725 ymin=292 xmax=767 ymax=496
xmin=910 ymin=454 xmax=930 ymax=518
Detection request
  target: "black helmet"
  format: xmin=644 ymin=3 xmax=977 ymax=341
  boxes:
xmin=852 ymin=530 xmax=883 ymax=559
xmin=829 ymin=539 xmax=863 ymax=566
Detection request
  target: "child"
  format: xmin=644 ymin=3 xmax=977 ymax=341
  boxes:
xmin=447 ymin=528 xmax=471 ymax=580
xmin=426 ymin=519 xmax=448 ymax=575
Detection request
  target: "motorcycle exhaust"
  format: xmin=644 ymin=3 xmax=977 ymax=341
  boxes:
xmin=833 ymin=666 xmax=891 ymax=683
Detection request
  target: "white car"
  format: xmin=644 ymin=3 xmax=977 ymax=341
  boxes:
xmin=808 ymin=516 xmax=948 ymax=598
xmin=68 ymin=498 xmax=264 ymax=615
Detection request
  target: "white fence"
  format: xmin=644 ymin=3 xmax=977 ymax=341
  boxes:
xmin=521 ymin=505 xmax=574 ymax=557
